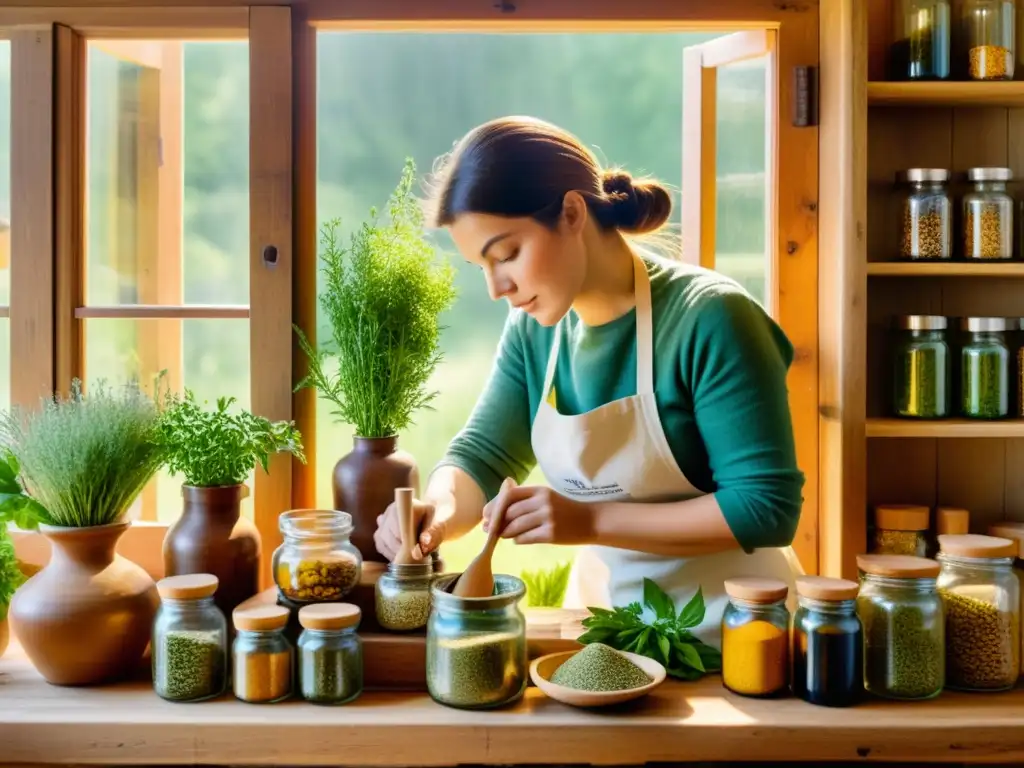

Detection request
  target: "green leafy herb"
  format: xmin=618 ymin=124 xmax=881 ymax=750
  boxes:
xmin=295 ymin=158 xmax=457 ymax=438
xmin=157 ymin=391 xmax=305 ymax=487
xmin=0 ymin=449 xmax=49 ymax=530
xmin=521 ymin=560 xmax=572 ymax=608
xmin=0 ymin=528 xmax=24 ymax=621
xmin=577 ymin=578 xmax=721 ymax=680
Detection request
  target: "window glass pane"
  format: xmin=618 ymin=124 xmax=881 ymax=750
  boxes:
xmin=0 ymin=40 xmax=9 ymax=307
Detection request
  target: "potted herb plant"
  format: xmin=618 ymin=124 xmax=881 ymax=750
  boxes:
xmin=295 ymin=158 xmax=456 ymax=563
xmin=157 ymin=391 xmax=305 ymax=617
xmin=1 ymin=380 xmax=166 ymax=685
xmin=0 ymin=449 xmax=46 ymax=659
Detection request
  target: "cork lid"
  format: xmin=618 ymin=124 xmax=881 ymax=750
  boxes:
xmin=157 ymin=573 xmax=219 ymax=600
xmin=939 ymin=533 xmax=1016 ymax=559
xmin=937 ymin=507 xmax=970 ymax=536
xmin=233 ymin=604 xmax=290 ymax=632
xmin=298 ymin=603 xmax=361 ymax=631
xmin=874 ymin=504 xmax=930 ymax=531
xmin=795 ymin=575 xmax=859 ymax=601
xmin=724 ymin=577 xmax=788 ymax=603
xmin=857 ymin=554 xmax=940 ymax=578
xmin=988 ymin=522 xmax=1024 ymax=555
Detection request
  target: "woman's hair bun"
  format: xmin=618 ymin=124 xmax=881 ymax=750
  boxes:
xmin=601 ymin=169 xmax=672 ymax=235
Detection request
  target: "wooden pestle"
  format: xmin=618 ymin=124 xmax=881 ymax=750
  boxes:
xmin=452 ymin=477 xmax=515 ymax=598
xmin=393 ymin=487 xmax=417 ymax=565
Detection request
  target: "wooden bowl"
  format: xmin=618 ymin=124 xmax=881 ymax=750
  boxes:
xmin=529 ymin=648 xmax=666 ymax=707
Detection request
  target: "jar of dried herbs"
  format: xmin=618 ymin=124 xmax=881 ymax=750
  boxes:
xmin=871 ymin=504 xmax=930 ymax=557
xmin=426 ymin=573 xmax=527 ymax=710
xmin=963 ymin=167 xmax=1014 ymax=259
xmin=232 ymin=605 xmax=294 ymax=703
xmin=791 ymin=576 xmax=863 ymax=708
xmin=272 ymin=509 xmax=362 ymax=604
xmin=857 ymin=554 xmax=945 ymax=700
xmin=937 ymin=533 xmax=1020 ymax=691
xmin=896 ymin=169 xmax=952 ymax=259
xmin=961 ymin=0 xmax=1016 ymax=80
xmin=297 ymin=603 xmax=363 ymax=705
xmin=375 ymin=561 xmax=434 ymax=632
xmin=891 ymin=315 xmax=950 ymax=419
xmin=960 ymin=317 xmax=1010 ymax=419
xmin=152 ymin=573 xmax=228 ymax=702
xmin=889 ymin=0 xmax=951 ymax=79
xmin=987 ymin=522 xmax=1024 ymax=677
xmin=721 ymin=577 xmax=790 ymax=698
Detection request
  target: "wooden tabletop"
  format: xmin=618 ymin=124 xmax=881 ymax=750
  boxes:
xmin=3 ymin=643 xmax=1024 ymax=765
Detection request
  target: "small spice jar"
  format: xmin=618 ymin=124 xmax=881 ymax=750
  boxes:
xmin=1014 ymin=318 xmax=1024 ymax=417
xmin=297 ymin=603 xmax=363 ymax=705
xmin=896 ymin=169 xmax=952 ymax=259
xmin=152 ymin=573 xmax=228 ymax=702
xmin=889 ymin=0 xmax=952 ymax=79
xmin=232 ymin=605 xmax=294 ymax=703
xmin=375 ymin=561 xmax=434 ymax=632
xmin=963 ymin=167 xmax=1014 ymax=259
xmin=871 ymin=504 xmax=930 ymax=557
xmin=891 ymin=315 xmax=950 ymax=419
xmin=987 ymin=522 xmax=1024 ymax=677
xmin=272 ymin=509 xmax=363 ymax=605
xmin=937 ymin=533 xmax=1020 ymax=691
xmin=426 ymin=573 xmax=528 ymax=709
xmin=960 ymin=317 xmax=1010 ymax=419
xmin=961 ymin=0 xmax=1016 ymax=80
xmin=791 ymin=576 xmax=863 ymax=708
xmin=721 ymin=577 xmax=790 ymax=698
xmin=856 ymin=555 xmax=945 ymax=700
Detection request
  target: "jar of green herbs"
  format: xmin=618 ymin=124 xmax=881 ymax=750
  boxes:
xmin=856 ymin=554 xmax=945 ymax=700
xmin=426 ymin=573 xmax=528 ymax=710
xmin=375 ymin=561 xmax=434 ymax=632
xmin=937 ymin=533 xmax=1020 ymax=691
xmin=297 ymin=603 xmax=363 ymax=704
xmin=960 ymin=317 xmax=1010 ymax=419
xmin=870 ymin=504 xmax=930 ymax=557
xmin=152 ymin=573 xmax=228 ymax=703
xmin=891 ymin=315 xmax=950 ymax=419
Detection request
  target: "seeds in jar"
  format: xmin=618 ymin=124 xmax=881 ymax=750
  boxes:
xmin=962 ymin=346 xmax=1007 ymax=418
xmin=964 ymin=205 xmax=1008 ymax=259
xmin=969 ymin=45 xmax=1010 ymax=80
xmin=859 ymin=600 xmax=944 ymax=699
xmin=873 ymin=529 xmax=926 ymax=556
xmin=277 ymin=556 xmax=359 ymax=601
xmin=234 ymin=648 xmax=292 ymax=702
xmin=550 ymin=643 xmax=651 ymax=692
xmin=376 ymin=589 xmax=431 ymax=631
xmin=427 ymin=632 xmax=527 ymax=708
xmin=901 ymin=206 xmax=949 ymax=259
xmin=299 ymin=645 xmax=362 ymax=704
xmin=153 ymin=630 xmax=226 ymax=702
xmin=940 ymin=589 xmax=1019 ymax=690
xmin=893 ymin=345 xmax=946 ymax=419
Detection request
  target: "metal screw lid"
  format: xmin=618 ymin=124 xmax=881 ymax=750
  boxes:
xmin=967 ymin=167 xmax=1013 ymax=182
xmin=960 ymin=317 xmax=1009 ymax=332
xmin=896 ymin=315 xmax=948 ymax=330
xmin=896 ymin=168 xmax=950 ymax=183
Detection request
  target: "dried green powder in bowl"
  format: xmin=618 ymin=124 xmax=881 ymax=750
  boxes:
xmin=551 ymin=643 xmax=652 ymax=692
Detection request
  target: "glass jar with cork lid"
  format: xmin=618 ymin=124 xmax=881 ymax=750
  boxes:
xmin=375 ymin=560 xmax=434 ymax=632
xmin=791 ymin=576 xmax=863 ymax=708
xmin=896 ymin=169 xmax=952 ymax=260
xmin=152 ymin=573 xmax=228 ymax=702
xmin=297 ymin=603 xmax=363 ymax=705
xmin=963 ymin=167 xmax=1014 ymax=259
xmin=273 ymin=509 xmax=363 ymax=605
xmin=232 ymin=605 xmax=294 ymax=703
xmin=961 ymin=317 xmax=1010 ymax=419
xmin=856 ymin=555 xmax=945 ymax=700
xmin=721 ymin=577 xmax=790 ymax=698
xmin=937 ymin=533 xmax=1020 ymax=691
xmin=928 ymin=506 xmax=971 ymax=557
xmin=891 ymin=315 xmax=951 ymax=419
xmin=870 ymin=504 xmax=930 ymax=556
xmin=961 ymin=0 xmax=1016 ymax=80
xmin=987 ymin=522 xmax=1024 ymax=677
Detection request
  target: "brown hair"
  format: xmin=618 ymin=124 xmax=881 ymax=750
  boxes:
xmin=428 ymin=116 xmax=672 ymax=235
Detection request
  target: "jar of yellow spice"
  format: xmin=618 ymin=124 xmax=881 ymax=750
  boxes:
xmin=721 ymin=577 xmax=790 ymax=698
xmin=232 ymin=605 xmax=294 ymax=703
xmin=870 ymin=504 xmax=929 ymax=557
xmin=273 ymin=509 xmax=362 ymax=605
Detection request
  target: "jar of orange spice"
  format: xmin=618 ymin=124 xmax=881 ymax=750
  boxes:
xmin=232 ymin=605 xmax=294 ymax=703
xmin=721 ymin=578 xmax=790 ymax=698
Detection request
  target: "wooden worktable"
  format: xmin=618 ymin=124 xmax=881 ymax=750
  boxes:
xmin=3 ymin=641 xmax=1024 ymax=766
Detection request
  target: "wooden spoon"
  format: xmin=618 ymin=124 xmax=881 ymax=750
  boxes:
xmin=393 ymin=487 xmax=417 ymax=565
xmin=452 ymin=477 xmax=515 ymax=598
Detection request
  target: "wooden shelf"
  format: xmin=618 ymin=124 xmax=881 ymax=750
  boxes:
xmin=868 ymin=262 xmax=1024 ymax=276
xmin=867 ymin=418 xmax=1024 ymax=438
xmin=868 ymin=81 xmax=1024 ymax=107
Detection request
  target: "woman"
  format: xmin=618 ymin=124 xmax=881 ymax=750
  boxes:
xmin=373 ymin=116 xmax=804 ymax=648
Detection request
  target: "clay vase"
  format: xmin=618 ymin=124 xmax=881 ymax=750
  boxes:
xmin=333 ymin=436 xmax=420 ymax=564
xmin=163 ymin=484 xmax=261 ymax=618
xmin=9 ymin=522 xmax=159 ymax=685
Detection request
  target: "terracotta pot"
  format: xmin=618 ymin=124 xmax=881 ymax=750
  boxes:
xmin=9 ymin=522 xmax=159 ymax=685
xmin=333 ymin=436 xmax=419 ymax=563
xmin=163 ymin=484 xmax=261 ymax=618
xmin=0 ymin=615 xmax=8 ymax=659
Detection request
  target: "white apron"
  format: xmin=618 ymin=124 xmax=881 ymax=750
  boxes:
xmin=531 ymin=253 xmax=802 ymax=650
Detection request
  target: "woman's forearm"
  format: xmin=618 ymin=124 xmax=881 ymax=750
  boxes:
xmin=423 ymin=464 xmax=487 ymax=542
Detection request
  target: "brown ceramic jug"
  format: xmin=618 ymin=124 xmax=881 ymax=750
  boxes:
xmin=163 ymin=484 xmax=261 ymax=618
xmin=333 ymin=436 xmax=420 ymax=563
xmin=9 ymin=522 xmax=159 ymax=685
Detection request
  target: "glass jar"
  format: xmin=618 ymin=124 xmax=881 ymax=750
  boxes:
xmin=871 ymin=504 xmax=930 ymax=556
xmin=892 ymin=315 xmax=950 ymax=419
xmin=962 ymin=0 xmax=1016 ymax=79
xmin=152 ymin=573 xmax=228 ymax=702
xmin=375 ymin=561 xmax=434 ymax=632
xmin=960 ymin=317 xmax=1010 ymax=419
xmin=273 ymin=509 xmax=363 ymax=605
xmin=856 ymin=554 xmax=945 ymax=700
xmin=791 ymin=576 xmax=863 ymax=707
xmin=297 ymin=603 xmax=363 ymax=705
xmin=896 ymin=169 xmax=952 ymax=259
xmin=721 ymin=577 xmax=790 ymax=698
xmin=890 ymin=0 xmax=952 ymax=79
xmin=232 ymin=605 xmax=294 ymax=703
xmin=963 ymin=167 xmax=1014 ymax=259
xmin=1014 ymin=318 xmax=1024 ymax=416
xmin=987 ymin=522 xmax=1024 ymax=677
xmin=426 ymin=573 xmax=527 ymax=709
xmin=937 ymin=533 xmax=1020 ymax=691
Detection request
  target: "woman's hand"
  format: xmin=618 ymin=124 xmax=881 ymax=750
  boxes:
xmin=482 ymin=481 xmax=596 ymax=545
xmin=374 ymin=497 xmax=446 ymax=561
